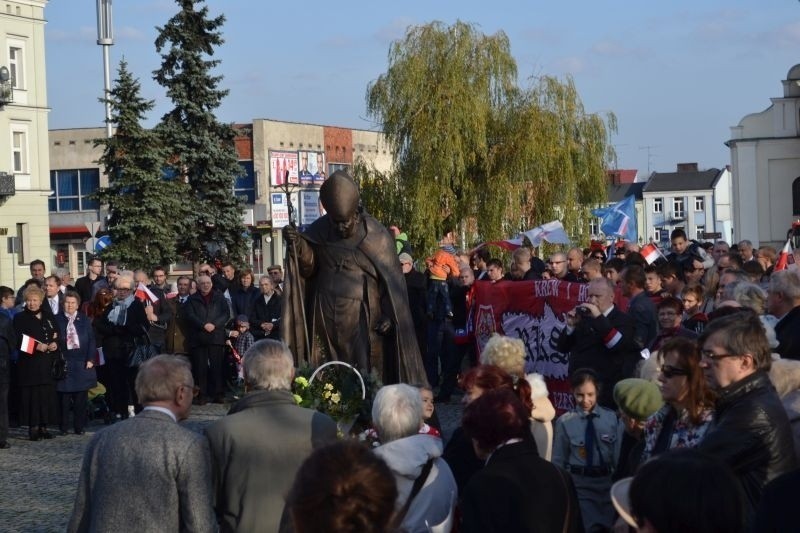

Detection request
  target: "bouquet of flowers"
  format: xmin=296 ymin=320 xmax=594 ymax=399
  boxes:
xmin=293 ymin=361 xmax=376 ymax=435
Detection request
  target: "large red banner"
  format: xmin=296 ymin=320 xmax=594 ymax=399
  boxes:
xmin=470 ymin=279 xmax=627 ymax=414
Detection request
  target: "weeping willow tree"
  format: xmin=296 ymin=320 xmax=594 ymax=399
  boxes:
xmin=365 ymin=20 xmax=614 ymax=254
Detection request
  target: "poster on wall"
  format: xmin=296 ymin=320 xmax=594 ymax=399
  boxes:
xmin=300 ymin=190 xmax=325 ymax=226
xmin=269 ymin=151 xmax=299 ymax=186
xmin=297 ymin=150 xmax=326 ymax=185
xmin=270 ymin=191 xmax=299 ymax=228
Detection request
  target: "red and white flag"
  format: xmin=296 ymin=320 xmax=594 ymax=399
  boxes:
xmin=775 ymin=238 xmax=795 ymax=272
xmin=20 ymin=334 xmax=37 ymax=355
xmin=641 ymin=242 xmax=662 ymax=265
xmin=135 ymin=282 xmax=159 ymax=304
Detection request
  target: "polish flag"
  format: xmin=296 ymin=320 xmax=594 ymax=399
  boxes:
xmin=641 ymin=243 xmax=661 ymax=265
xmin=774 ymin=238 xmax=795 ymax=272
xmin=20 ymin=334 xmax=37 ymax=355
xmin=135 ymin=282 xmax=159 ymax=304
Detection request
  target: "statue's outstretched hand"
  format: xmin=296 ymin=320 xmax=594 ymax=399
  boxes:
xmin=375 ymin=316 xmax=393 ymax=336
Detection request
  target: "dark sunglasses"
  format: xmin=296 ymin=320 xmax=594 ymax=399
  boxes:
xmin=660 ymin=364 xmax=689 ymax=378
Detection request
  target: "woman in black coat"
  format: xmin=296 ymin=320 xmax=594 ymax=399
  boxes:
xmin=93 ymin=276 xmax=149 ymax=420
xmin=56 ymin=291 xmax=97 ymax=434
xmin=230 ymin=268 xmax=259 ymax=319
xmin=13 ymin=286 xmax=59 ymax=440
xmin=460 ymin=389 xmax=583 ymax=533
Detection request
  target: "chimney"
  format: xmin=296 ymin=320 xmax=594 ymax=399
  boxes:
xmin=677 ymin=162 xmax=698 ymax=172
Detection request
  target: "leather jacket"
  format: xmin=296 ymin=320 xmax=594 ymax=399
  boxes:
xmin=698 ymin=371 xmax=797 ymax=514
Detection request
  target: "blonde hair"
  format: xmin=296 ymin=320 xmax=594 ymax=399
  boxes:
xmin=480 ymin=334 xmax=525 ymax=378
xmin=769 ymin=358 xmax=800 ymax=398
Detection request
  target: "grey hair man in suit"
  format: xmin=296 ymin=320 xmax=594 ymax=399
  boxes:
xmin=68 ymin=355 xmax=216 ymax=533
xmin=206 ymin=339 xmax=337 ymax=533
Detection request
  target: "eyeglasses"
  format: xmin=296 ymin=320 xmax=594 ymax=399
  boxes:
xmin=700 ymin=350 xmax=744 ymax=362
xmin=181 ymin=384 xmax=200 ymax=398
xmin=660 ymin=364 xmax=689 ymax=378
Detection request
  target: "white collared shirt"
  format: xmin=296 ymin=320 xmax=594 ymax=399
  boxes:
xmin=143 ymin=405 xmax=177 ymax=422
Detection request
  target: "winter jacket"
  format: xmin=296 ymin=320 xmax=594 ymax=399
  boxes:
xmin=373 ymin=434 xmax=457 ymax=533
xmin=698 ymin=370 xmax=797 ymax=515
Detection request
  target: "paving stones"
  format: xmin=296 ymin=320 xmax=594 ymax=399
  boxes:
xmin=0 ymin=400 xmax=463 ymax=531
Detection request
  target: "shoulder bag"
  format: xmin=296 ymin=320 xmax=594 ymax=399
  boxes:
xmin=51 ymin=351 xmax=67 ymax=380
xmin=128 ymin=326 xmax=158 ymax=368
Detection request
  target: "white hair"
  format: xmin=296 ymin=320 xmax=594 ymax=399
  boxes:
xmin=525 ymin=373 xmax=549 ymax=400
xmin=243 ymin=340 xmax=294 ymax=391
xmin=371 ymin=384 xmax=422 ymax=443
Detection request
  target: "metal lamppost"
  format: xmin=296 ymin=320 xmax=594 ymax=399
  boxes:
xmin=96 ymin=0 xmax=114 ymax=138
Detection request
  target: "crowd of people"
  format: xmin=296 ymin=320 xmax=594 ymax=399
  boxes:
xmin=0 ymin=257 xmax=286 ymax=446
xmin=2 ymin=225 xmax=800 ymax=532
xmin=395 ymin=227 xmax=800 ymax=532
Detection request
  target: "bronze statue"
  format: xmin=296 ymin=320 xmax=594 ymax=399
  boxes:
xmin=281 ymin=171 xmax=427 ymax=385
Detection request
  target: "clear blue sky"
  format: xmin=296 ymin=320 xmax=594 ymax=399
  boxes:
xmin=45 ymin=0 xmax=800 ymax=176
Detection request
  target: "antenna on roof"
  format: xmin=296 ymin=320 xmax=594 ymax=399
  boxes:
xmin=638 ymin=145 xmax=660 ymax=175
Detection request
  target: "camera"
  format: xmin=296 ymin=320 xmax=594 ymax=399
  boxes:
xmin=576 ymin=306 xmax=593 ymax=317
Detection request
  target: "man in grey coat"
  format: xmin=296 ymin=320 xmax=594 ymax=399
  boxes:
xmin=68 ymin=355 xmax=216 ymax=533
xmin=205 ymin=339 xmax=337 ymax=533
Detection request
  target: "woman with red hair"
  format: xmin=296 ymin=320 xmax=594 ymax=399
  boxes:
xmin=442 ymin=365 xmax=531 ymax=494
xmin=461 ymin=389 xmax=582 ymax=532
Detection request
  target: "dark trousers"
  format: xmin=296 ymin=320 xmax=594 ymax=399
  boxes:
xmin=59 ymin=391 xmax=88 ymax=433
xmin=191 ymin=345 xmax=225 ymax=399
xmin=8 ymin=360 xmax=18 ymax=427
xmin=0 ymin=379 xmax=8 ymax=443
xmin=105 ymin=358 xmax=129 ymax=417
xmin=425 ymin=319 xmax=454 ymax=387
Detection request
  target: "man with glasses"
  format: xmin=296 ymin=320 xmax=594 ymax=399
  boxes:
xmin=697 ymin=311 xmax=797 ymax=516
xmin=547 ymin=252 xmax=573 ymax=281
xmin=68 ymin=355 xmax=215 ymax=532
xmin=75 ymin=257 xmax=103 ymax=304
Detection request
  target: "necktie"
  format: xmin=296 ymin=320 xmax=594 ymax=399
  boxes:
xmin=51 ymin=298 xmax=58 ymax=315
xmin=179 ymin=297 xmax=186 ymax=304
xmin=584 ymin=413 xmax=597 ymax=468
xmin=67 ymin=314 xmax=80 ymax=350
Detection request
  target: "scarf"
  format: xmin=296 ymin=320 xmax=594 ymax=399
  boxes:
xmin=66 ymin=312 xmax=80 ymax=350
xmin=107 ymin=294 xmax=135 ymax=325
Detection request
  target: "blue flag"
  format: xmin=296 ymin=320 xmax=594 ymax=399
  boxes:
xmin=592 ymin=195 xmax=637 ymax=242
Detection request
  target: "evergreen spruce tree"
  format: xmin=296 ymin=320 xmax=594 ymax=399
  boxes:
xmin=153 ymin=0 xmax=246 ymax=265
xmin=92 ymin=59 xmax=184 ymax=269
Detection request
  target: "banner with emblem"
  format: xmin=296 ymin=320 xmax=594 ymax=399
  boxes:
xmin=470 ymin=279 xmax=627 ymax=415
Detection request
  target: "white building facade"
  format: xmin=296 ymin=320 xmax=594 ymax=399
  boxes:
xmin=641 ymin=165 xmax=726 ymax=246
xmin=728 ymin=64 xmax=800 ymax=248
xmin=0 ymin=0 xmax=50 ymax=289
